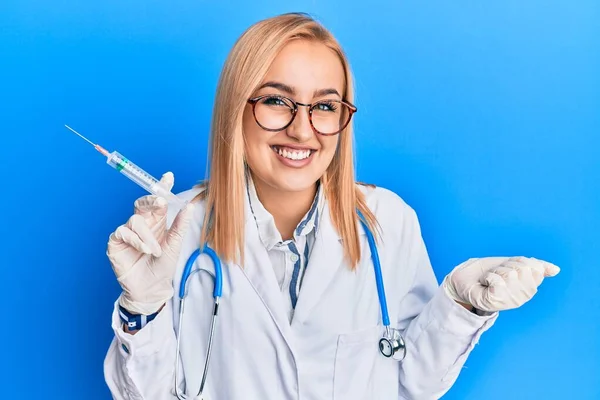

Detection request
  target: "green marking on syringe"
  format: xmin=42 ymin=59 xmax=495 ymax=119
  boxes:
xmin=116 ymin=158 xmax=129 ymax=171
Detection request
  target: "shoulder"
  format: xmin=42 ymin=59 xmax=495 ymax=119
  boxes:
xmin=358 ymin=183 xmax=418 ymax=221
xmin=176 ymin=185 xmax=207 ymax=204
xmin=357 ymin=183 xmax=422 ymax=238
xmin=166 ymin=185 xmax=209 ymax=228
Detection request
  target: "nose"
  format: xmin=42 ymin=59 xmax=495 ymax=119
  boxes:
xmin=286 ymin=105 xmax=314 ymax=142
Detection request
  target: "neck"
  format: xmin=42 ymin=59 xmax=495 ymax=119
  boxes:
xmin=252 ymin=174 xmax=317 ymax=241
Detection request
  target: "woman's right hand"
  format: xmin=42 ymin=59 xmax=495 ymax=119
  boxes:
xmin=106 ymin=172 xmax=195 ymax=315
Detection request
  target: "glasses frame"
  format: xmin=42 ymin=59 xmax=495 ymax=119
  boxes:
xmin=247 ymin=94 xmax=358 ymax=136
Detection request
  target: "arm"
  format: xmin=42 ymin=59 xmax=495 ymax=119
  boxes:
xmin=103 ymin=174 xmax=197 ymax=399
xmin=104 ymin=296 xmax=181 ymax=400
xmin=396 ymin=211 xmax=498 ymax=399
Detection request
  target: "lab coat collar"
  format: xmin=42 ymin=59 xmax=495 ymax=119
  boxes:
xmin=292 ymin=189 xmax=371 ymax=324
xmin=240 ymin=186 xmax=296 ymax=344
xmin=290 ymin=200 xmax=347 ymax=326
xmin=239 ymin=176 xmax=368 ymax=334
xmin=245 ymin=172 xmax=324 ymax=250
xmin=245 ymin=174 xmax=282 ymax=250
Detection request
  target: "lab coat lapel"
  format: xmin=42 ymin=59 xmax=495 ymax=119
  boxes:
xmin=237 ymin=198 xmax=295 ymax=342
xmin=291 ymin=202 xmax=346 ymax=325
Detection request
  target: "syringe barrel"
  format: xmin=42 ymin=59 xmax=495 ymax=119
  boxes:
xmin=106 ymin=151 xmax=186 ymax=208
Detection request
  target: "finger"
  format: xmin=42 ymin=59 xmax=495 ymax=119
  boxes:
xmin=134 ymin=196 xmax=169 ymax=244
xmin=466 ymin=257 xmax=511 ymax=275
xmin=127 ymin=214 xmax=162 ymax=257
xmin=134 ymin=194 xmax=169 ymax=217
xmin=517 ymin=258 xmax=546 ymax=287
xmin=483 ymin=271 xmax=508 ymax=288
xmin=486 ymin=265 xmax=519 ymax=282
xmin=532 ymin=257 xmax=561 ymax=277
xmin=159 ymin=171 xmax=175 ymax=192
xmin=509 ymin=265 xmax=540 ymax=297
xmin=506 ymin=256 xmax=527 ymax=264
xmin=500 ymin=257 xmax=527 ymax=272
xmin=502 ymin=257 xmax=540 ymax=284
xmin=481 ymin=272 xmax=512 ymax=311
xmin=468 ymin=273 xmax=508 ymax=311
xmin=112 ymin=225 xmax=153 ymax=255
xmin=487 ymin=267 xmax=536 ymax=309
xmin=164 ymin=203 xmax=195 ymax=259
xmin=508 ymin=256 xmax=560 ymax=278
xmin=134 ymin=170 xmax=175 ymax=217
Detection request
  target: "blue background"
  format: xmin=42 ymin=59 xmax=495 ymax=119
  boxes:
xmin=1 ymin=1 xmax=598 ymax=398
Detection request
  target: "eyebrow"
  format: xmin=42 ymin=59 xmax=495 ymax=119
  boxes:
xmin=258 ymin=81 xmax=341 ymax=98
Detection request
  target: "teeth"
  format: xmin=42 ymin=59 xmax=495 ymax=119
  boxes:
xmin=274 ymin=146 xmax=311 ymax=161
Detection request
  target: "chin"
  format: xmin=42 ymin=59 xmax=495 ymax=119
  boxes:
xmin=272 ymin=174 xmax=320 ymax=193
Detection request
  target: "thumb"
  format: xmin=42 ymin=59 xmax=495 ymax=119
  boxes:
xmin=159 ymin=171 xmax=175 ymax=192
xmin=468 ymin=272 xmax=508 ymax=312
xmin=163 ymin=202 xmax=195 ymax=259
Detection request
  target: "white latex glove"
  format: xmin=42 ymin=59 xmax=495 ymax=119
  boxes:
xmin=442 ymin=256 xmax=560 ymax=313
xmin=107 ymin=172 xmax=195 ymax=315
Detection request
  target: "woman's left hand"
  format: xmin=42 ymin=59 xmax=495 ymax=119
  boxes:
xmin=442 ymin=256 xmax=560 ymax=313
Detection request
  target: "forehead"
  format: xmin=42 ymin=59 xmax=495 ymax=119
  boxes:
xmin=263 ymin=40 xmax=345 ymax=95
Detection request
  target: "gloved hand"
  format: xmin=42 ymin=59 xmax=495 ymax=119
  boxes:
xmin=107 ymin=172 xmax=195 ymax=315
xmin=442 ymin=256 xmax=560 ymax=313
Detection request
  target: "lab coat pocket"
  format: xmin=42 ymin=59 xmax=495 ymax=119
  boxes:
xmin=333 ymin=325 xmax=381 ymax=400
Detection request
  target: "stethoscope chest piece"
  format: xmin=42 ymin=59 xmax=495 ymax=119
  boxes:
xmin=379 ymin=328 xmax=406 ymax=360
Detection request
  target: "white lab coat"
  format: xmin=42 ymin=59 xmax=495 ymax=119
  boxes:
xmin=104 ymin=185 xmax=497 ymax=400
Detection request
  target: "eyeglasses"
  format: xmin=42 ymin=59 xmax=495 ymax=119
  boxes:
xmin=247 ymin=94 xmax=357 ymax=136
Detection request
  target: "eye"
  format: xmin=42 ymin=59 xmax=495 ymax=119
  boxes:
xmin=260 ymin=96 xmax=290 ymax=107
xmin=314 ymin=101 xmax=339 ymax=112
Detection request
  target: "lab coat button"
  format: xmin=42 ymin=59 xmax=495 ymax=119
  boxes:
xmin=290 ymin=254 xmax=299 ymax=262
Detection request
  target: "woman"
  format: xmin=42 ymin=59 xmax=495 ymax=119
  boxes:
xmin=104 ymin=13 xmax=559 ymax=400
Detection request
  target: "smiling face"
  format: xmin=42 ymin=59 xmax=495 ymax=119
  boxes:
xmin=243 ymin=39 xmax=346 ymax=194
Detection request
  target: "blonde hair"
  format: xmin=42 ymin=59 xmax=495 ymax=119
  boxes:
xmin=194 ymin=12 xmax=379 ymax=268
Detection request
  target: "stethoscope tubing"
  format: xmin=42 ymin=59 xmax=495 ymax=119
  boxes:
xmin=175 ymin=212 xmax=396 ymax=398
xmin=180 ymin=247 xmax=223 ymax=299
xmin=176 ymin=246 xmax=223 ymax=399
xmin=357 ymin=211 xmax=391 ymax=327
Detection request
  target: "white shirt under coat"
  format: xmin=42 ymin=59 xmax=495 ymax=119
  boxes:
xmin=245 ymin=174 xmax=325 ymax=323
xmin=104 ymin=183 xmax=498 ymax=400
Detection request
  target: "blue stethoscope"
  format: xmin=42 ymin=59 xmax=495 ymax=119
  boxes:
xmin=174 ymin=213 xmax=406 ymax=400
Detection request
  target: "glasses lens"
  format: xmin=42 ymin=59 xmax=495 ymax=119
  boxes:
xmin=253 ymin=96 xmax=295 ymax=131
xmin=311 ymin=100 xmax=352 ymax=135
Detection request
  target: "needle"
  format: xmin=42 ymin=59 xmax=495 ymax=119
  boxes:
xmin=65 ymin=124 xmax=95 ymax=145
xmin=65 ymin=123 xmax=187 ymax=208
xmin=65 ymin=124 xmax=109 ymax=156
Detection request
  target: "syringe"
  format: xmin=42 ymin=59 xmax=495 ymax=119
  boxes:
xmin=65 ymin=124 xmax=186 ymax=208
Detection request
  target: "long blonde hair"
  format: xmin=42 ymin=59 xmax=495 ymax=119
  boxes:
xmin=194 ymin=12 xmax=378 ymax=268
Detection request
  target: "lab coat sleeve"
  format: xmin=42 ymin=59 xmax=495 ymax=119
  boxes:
xmin=396 ymin=210 xmax=498 ymax=400
xmin=103 ymin=295 xmax=181 ymax=400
